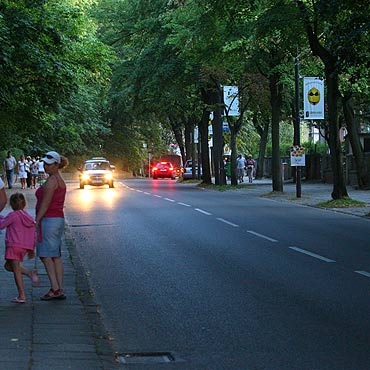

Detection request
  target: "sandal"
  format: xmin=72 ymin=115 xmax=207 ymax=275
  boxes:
xmin=12 ymin=297 xmax=26 ymax=304
xmin=40 ymin=288 xmax=66 ymax=301
xmin=54 ymin=289 xmax=67 ymax=300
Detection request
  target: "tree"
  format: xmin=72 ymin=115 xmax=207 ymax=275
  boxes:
xmin=296 ymin=0 xmax=350 ymax=199
xmin=0 ymin=0 xmax=114 ymax=156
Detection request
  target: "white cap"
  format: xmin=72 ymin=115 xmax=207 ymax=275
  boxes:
xmin=41 ymin=151 xmax=61 ymax=164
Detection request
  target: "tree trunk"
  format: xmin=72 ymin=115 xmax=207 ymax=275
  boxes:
xmin=212 ymin=85 xmax=224 ymax=185
xmin=343 ymin=92 xmax=369 ymax=189
xmin=199 ymin=108 xmax=211 ymax=184
xmin=229 ymin=126 xmax=238 ymax=185
xmin=269 ymin=74 xmax=283 ymax=192
xmin=184 ymin=121 xmax=192 ymax=161
xmin=255 ymin=113 xmax=269 ymax=179
xmin=326 ymin=68 xmax=348 ymax=199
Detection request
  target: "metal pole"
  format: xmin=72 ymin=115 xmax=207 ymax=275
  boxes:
xmin=295 ymin=56 xmax=302 ymax=198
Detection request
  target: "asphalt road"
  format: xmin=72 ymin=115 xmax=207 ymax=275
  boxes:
xmin=65 ymin=179 xmax=370 ymax=370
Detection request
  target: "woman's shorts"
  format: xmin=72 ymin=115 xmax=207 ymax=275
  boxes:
xmin=5 ymin=246 xmax=27 ymax=262
xmin=36 ymin=217 xmax=65 ymax=258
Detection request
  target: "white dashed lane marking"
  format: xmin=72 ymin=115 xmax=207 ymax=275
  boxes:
xmin=216 ymin=218 xmax=239 ymax=227
xmin=247 ymin=230 xmax=278 ymax=243
xmin=289 ymin=247 xmax=336 ymax=263
xmin=178 ymin=202 xmax=191 ymax=207
xmin=354 ymin=270 xmax=370 ymax=278
xmin=195 ymin=208 xmax=212 ymax=216
xmin=164 ymin=198 xmax=175 ymax=202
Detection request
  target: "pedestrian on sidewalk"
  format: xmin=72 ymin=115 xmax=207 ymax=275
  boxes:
xmin=3 ymin=151 xmax=17 ymax=189
xmin=237 ymin=154 xmax=246 ymax=183
xmin=36 ymin=151 xmax=68 ymax=301
xmin=246 ymin=155 xmax=256 ymax=183
xmin=0 ymin=192 xmax=38 ymax=303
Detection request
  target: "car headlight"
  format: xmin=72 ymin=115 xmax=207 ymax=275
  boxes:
xmin=104 ymin=173 xmax=113 ymax=180
xmin=81 ymin=173 xmax=90 ymax=181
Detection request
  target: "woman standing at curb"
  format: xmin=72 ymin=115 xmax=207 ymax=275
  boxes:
xmin=35 ymin=151 xmax=68 ymax=301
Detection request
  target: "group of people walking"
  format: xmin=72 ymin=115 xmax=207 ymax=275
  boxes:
xmin=237 ymin=154 xmax=256 ymax=184
xmin=3 ymin=151 xmax=46 ymax=189
xmin=0 ymin=151 xmax=69 ymax=303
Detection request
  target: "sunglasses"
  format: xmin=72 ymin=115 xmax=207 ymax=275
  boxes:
xmin=44 ymin=154 xmax=58 ymax=164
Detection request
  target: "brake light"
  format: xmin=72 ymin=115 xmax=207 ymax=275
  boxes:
xmin=160 ymin=161 xmax=167 ymax=164
xmin=169 ymin=167 xmax=173 ymax=171
xmin=152 ymin=167 xmax=158 ymax=171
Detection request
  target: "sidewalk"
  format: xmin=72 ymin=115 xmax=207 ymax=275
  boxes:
xmin=231 ymin=178 xmax=370 ymax=218
xmin=0 ymin=185 xmax=116 ymax=370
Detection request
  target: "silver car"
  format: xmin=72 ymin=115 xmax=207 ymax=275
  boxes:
xmin=79 ymin=158 xmax=114 ymax=189
xmin=182 ymin=160 xmax=202 ymax=179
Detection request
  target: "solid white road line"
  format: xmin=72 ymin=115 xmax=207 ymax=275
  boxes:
xmin=216 ymin=218 xmax=239 ymax=227
xmin=247 ymin=230 xmax=278 ymax=242
xmin=354 ymin=270 xmax=370 ymax=278
xmin=289 ymin=247 xmax=336 ymax=263
xmin=178 ymin=202 xmax=191 ymax=207
xmin=195 ymin=208 xmax=212 ymax=216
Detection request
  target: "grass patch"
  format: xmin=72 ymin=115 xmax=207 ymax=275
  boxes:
xmin=317 ymin=197 xmax=366 ymax=208
xmin=178 ymin=178 xmax=202 ymax=183
xmin=198 ymin=183 xmax=249 ymax=191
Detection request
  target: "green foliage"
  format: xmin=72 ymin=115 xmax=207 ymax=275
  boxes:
xmin=0 ymin=0 xmax=114 ymax=156
xmin=301 ymin=141 xmax=329 ymax=155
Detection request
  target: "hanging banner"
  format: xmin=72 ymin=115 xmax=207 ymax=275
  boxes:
xmin=223 ymin=86 xmax=239 ymax=116
xmin=303 ymin=77 xmax=324 ymax=120
xmin=290 ymin=145 xmax=306 ymax=167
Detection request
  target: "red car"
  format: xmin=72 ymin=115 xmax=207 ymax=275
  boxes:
xmin=152 ymin=162 xmax=176 ymax=180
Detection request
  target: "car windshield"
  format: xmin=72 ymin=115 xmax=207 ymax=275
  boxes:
xmin=85 ymin=162 xmax=110 ymax=170
xmin=186 ymin=161 xmax=197 ymax=167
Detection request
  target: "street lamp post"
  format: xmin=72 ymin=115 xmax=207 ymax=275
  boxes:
xmin=294 ymin=56 xmax=302 ymax=198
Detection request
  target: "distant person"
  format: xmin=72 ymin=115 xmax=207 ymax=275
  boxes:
xmin=37 ymin=156 xmax=46 ymax=185
xmin=0 ymin=193 xmax=38 ymax=303
xmin=18 ymin=155 xmax=28 ymax=189
xmin=3 ymin=151 xmax=17 ymax=189
xmin=236 ymin=154 xmax=246 ymax=183
xmin=36 ymin=151 xmax=68 ymax=301
xmin=246 ymin=155 xmax=256 ymax=183
xmin=26 ymin=156 xmax=32 ymax=188
xmin=30 ymin=157 xmax=39 ymax=189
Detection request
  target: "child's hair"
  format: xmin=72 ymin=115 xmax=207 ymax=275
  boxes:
xmin=10 ymin=193 xmax=26 ymax=211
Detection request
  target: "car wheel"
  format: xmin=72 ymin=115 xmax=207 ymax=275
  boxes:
xmin=109 ymin=182 xmax=114 ymax=188
xmin=153 ymin=176 xmax=158 ymax=179
xmin=80 ymin=183 xmax=84 ymax=189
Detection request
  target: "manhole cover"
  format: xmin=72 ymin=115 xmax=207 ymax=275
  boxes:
xmin=117 ymin=352 xmax=175 ymax=364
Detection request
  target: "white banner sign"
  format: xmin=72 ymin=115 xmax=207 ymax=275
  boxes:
xmin=303 ymin=77 xmax=324 ymax=120
xmin=290 ymin=146 xmax=306 ymax=167
xmin=223 ymin=86 xmax=239 ymax=116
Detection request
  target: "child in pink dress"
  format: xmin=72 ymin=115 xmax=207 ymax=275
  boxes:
xmin=0 ymin=193 xmax=39 ymax=303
